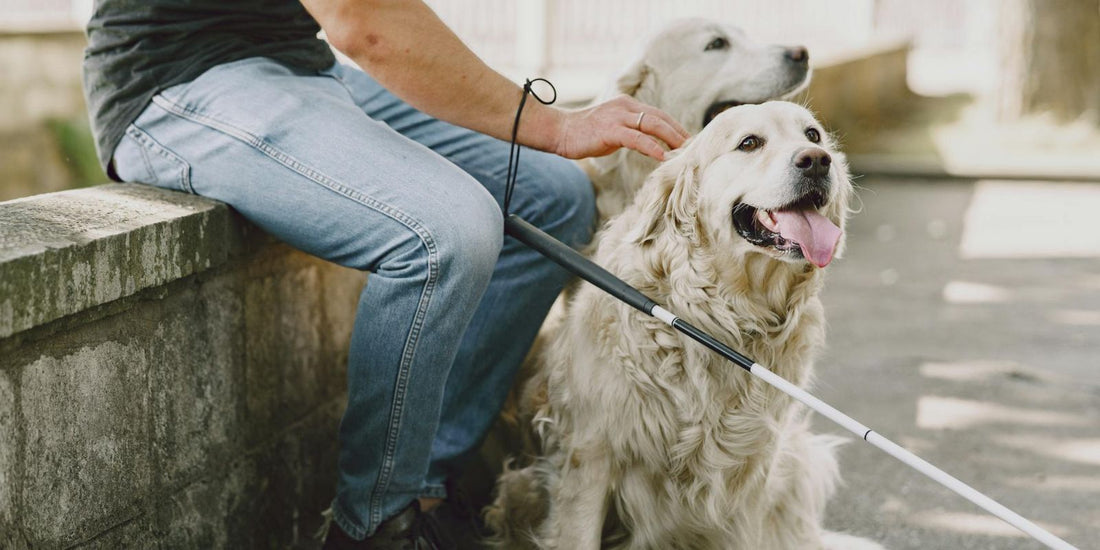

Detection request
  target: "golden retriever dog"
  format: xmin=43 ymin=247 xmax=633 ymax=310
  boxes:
xmin=585 ymin=18 xmax=812 ymax=223
xmin=487 ymin=102 xmax=883 ymax=550
xmin=495 ymin=17 xmax=815 ymax=457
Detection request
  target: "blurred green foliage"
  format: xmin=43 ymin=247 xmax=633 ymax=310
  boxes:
xmin=46 ymin=116 xmax=105 ymax=187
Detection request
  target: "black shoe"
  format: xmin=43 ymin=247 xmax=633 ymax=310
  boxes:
xmin=426 ymin=479 xmax=490 ymax=549
xmin=322 ymin=502 xmax=453 ymax=550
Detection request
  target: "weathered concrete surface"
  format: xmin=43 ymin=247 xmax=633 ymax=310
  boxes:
xmin=817 ymin=178 xmax=1100 ymax=549
xmin=21 ymin=342 xmax=153 ymax=542
xmin=0 ymin=184 xmax=253 ymax=339
xmin=0 ymin=184 xmax=364 ymax=548
xmin=0 ymin=371 xmax=14 ymax=546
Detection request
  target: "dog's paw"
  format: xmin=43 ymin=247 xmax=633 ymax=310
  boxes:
xmin=484 ymin=462 xmax=551 ymax=550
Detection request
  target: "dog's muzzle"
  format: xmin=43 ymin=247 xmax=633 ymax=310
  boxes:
xmin=792 ymin=147 xmax=832 ymax=199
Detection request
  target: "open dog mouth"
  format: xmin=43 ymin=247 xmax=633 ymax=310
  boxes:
xmin=731 ymin=190 xmax=841 ymax=268
xmin=703 ymin=100 xmax=747 ymax=127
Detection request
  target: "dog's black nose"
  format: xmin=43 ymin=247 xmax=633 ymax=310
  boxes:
xmin=795 ymin=148 xmax=831 ymax=179
xmin=784 ymin=46 xmax=809 ymax=64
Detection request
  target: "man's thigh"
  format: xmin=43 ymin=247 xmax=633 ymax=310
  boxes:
xmin=324 ymin=62 xmax=593 ymax=235
xmin=114 ymin=57 xmax=503 ymax=271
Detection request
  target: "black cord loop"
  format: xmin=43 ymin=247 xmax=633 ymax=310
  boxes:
xmin=503 ymin=78 xmax=557 ymax=217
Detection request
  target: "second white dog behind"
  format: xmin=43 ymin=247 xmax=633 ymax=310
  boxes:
xmin=584 ymin=18 xmax=813 ymax=224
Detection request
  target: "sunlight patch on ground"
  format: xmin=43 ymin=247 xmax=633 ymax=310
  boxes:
xmin=920 ymin=360 xmax=1022 ymax=383
xmin=1047 ymin=309 xmax=1100 ymax=326
xmin=1075 ymin=274 xmax=1100 ymax=290
xmin=1005 ymin=475 xmax=1100 ymax=492
xmin=996 ymin=435 xmax=1100 ymax=467
xmin=878 ymin=496 xmax=911 ymax=514
xmin=909 ymin=511 xmax=1069 ymax=538
xmin=897 ymin=435 xmax=936 ymax=455
xmin=959 ymin=181 xmax=1100 ymax=259
xmin=916 ymin=396 xmax=1088 ymax=430
xmin=942 ymin=280 xmax=1011 ymax=304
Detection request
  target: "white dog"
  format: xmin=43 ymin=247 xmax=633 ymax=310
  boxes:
xmin=585 ymin=18 xmax=812 ymax=224
xmin=499 ymin=18 xmax=816 ymax=448
xmin=488 ymin=102 xmax=882 ymax=550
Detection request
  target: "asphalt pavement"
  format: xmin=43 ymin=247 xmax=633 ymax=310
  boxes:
xmin=815 ymin=177 xmax=1100 ymax=550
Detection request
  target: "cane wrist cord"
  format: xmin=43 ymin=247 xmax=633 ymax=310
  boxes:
xmin=503 ymin=78 xmax=557 ymax=217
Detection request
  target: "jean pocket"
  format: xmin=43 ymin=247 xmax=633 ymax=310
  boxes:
xmin=113 ymin=124 xmax=194 ymax=194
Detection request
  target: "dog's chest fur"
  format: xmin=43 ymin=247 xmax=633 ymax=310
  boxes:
xmin=541 ymin=247 xmax=828 ymax=546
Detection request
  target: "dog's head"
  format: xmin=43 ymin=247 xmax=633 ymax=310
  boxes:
xmin=614 ymin=18 xmax=811 ymax=134
xmin=629 ymin=101 xmax=851 ymax=270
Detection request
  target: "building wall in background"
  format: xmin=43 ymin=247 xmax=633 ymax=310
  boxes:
xmin=0 ymin=30 xmax=96 ymax=202
xmin=1 ymin=0 xmax=90 ymax=32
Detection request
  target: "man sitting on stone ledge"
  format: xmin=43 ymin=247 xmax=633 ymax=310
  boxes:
xmin=82 ymin=1 xmax=687 ymax=548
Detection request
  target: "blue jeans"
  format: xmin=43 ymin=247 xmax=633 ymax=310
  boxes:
xmin=111 ymin=57 xmax=595 ymax=539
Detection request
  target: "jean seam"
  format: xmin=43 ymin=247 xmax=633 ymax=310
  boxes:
xmin=124 ymin=124 xmax=194 ymax=193
xmin=150 ymin=92 xmax=439 ymax=538
xmin=322 ymin=64 xmax=356 ymax=100
xmin=123 ymin=127 xmax=157 ymax=184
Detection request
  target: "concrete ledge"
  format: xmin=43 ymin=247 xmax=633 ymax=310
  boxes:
xmin=0 ymin=184 xmax=364 ymax=548
xmin=0 ymin=184 xmax=256 ymax=339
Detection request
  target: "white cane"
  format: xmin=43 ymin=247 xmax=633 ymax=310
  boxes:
xmin=505 ymin=214 xmax=1079 ymax=550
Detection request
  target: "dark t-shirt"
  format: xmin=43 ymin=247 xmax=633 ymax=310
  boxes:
xmin=83 ymin=0 xmax=336 ymax=179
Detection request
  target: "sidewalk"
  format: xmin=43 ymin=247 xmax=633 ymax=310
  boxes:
xmin=816 ymin=177 xmax=1100 ymax=549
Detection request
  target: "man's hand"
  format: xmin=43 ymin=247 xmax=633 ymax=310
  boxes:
xmin=551 ymin=95 xmax=689 ymax=161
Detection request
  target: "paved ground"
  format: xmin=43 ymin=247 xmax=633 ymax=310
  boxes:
xmin=319 ymin=177 xmax=1099 ymax=550
xmin=815 ymin=177 xmax=1100 ymax=549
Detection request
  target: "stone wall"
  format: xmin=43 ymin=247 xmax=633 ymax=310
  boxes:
xmin=0 ymin=184 xmax=365 ymax=549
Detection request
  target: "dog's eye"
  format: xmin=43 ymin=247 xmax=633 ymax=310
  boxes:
xmin=737 ymin=135 xmax=762 ymax=152
xmin=705 ymin=37 xmax=729 ymax=51
xmin=805 ymin=128 xmax=821 ymax=143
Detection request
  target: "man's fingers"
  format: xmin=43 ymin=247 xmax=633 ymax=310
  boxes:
xmin=623 ymin=128 xmax=667 ymax=161
xmin=642 ymin=115 xmax=689 ymax=150
xmin=554 ymin=97 xmax=687 ymax=160
xmin=643 ymin=107 xmax=690 ymax=142
xmin=624 ymin=103 xmax=688 ymax=150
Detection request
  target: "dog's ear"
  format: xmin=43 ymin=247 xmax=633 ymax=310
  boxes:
xmin=628 ymin=158 xmax=697 ymax=245
xmin=615 ymin=58 xmax=651 ymax=98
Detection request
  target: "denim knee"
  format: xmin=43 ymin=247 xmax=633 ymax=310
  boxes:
xmin=430 ymin=192 xmax=504 ymax=286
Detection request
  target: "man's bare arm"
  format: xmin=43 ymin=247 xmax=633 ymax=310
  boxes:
xmin=300 ymin=0 xmax=688 ymax=160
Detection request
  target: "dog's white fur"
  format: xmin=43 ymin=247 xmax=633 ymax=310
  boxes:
xmin=585 ymin=18 xmax=811 ymax=223
xmin=501 ymin=18 xmax=814 ymax=448
xmin=487 ymin=102 xmax=882 ymax=550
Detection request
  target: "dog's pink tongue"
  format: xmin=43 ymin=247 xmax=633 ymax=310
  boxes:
xmin=773 ymin=208 xmax=842 ymax=268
